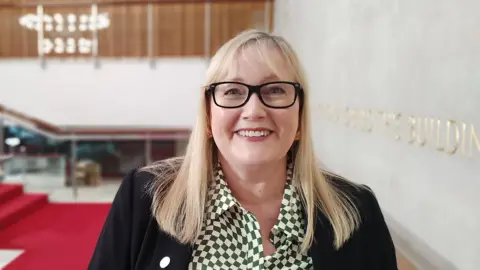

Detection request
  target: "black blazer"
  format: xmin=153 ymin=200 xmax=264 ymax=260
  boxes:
xmin=88 ymin=169 xmax=398 ymax=270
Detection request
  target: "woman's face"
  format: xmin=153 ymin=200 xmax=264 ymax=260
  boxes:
xmin=209 ymin=46 xmax=301 ymax=166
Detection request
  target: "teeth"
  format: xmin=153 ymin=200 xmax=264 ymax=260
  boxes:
xmin=237 ymin=130 xmax=271 ymax=137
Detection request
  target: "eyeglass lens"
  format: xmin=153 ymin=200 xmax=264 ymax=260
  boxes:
xmin=213 ymin=83 xmax=296 ymax=108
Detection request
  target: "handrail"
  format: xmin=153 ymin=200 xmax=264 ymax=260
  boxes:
xmin=0 ymin=104 xmax=191 ymax=141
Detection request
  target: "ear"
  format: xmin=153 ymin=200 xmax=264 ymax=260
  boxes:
xmin=294 ymin=120 xmax=301 ymax=140
xmin=294 ymin=130 xmax=300 ymax=140
xmin=205 ymin=94 xmax=213 ymax=138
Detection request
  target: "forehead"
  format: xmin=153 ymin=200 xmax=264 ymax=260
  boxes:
xmin=224 ymin=45 xmax=296 ymax=84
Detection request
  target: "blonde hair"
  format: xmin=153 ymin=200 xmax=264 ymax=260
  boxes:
xmin=143 ymin=29 xmax=361 ymax=252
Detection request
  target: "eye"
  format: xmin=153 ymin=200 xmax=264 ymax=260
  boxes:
xmin=224 ymin=88 xmax=243 ymax=95
xmin=265 ymin=86 xmax=287 ymax=95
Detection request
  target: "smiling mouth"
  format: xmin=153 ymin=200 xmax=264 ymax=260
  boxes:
xmin=235 ymin=130 xmax=272 ymax=137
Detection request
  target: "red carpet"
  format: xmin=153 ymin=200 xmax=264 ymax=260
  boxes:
xmin=0 ymin=184 xmax=49 ymax=232
xmin=0 ymin=202 xmax=111 ymax=270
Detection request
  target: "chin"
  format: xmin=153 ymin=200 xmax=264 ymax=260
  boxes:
xmin=233 ymin=152 xmax=278 ymax=165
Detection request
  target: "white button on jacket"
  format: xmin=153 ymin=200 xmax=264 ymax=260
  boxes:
xmin=159 ymin=256 xmax=170 ymax=268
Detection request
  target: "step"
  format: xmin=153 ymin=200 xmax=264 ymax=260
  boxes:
xmin=0 ymin=194 xmax=48 ymax=230
xmin=0 ymin=184 xmax=23 ymax=205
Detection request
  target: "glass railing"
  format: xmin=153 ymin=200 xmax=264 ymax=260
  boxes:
xmin=0 ymin=104 xmax=190 ymax=201
xmin=1 ymin=154 xmax=67 ymax=195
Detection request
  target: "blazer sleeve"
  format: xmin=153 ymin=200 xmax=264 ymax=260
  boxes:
xmin=88 ymin=169 xmax=139 ymax=270
xmin=363 ymin=186 xmax=398 ymax=270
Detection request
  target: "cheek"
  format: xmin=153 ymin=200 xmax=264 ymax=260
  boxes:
xmin=284 ymin=115 xmax=300 ymax=138
xmin=275 ymin=108 xmax=300 ymax=138
xmin=210 ymin=106 xmax=239 ymax=137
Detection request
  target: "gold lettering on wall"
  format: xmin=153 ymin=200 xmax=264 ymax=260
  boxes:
xmin=331 ymin=106 xmax=338 ymax=123
xmin=470 ymin=124 xmax=480 ymax=157
xmin=355 ymin=109 xmax=363 ymax=129
xmin=346 ymin=108 xmax=356 ymax=128
xmin=344 ymin=107 xmax=351 ymax=127
xmin=461 ymin=122 xmax=467 ymax=155
xmin=408 ymin=116 xmax=430 ymax=146
xmin=364 ymin=110 xmax=374 ymax=133
xmin=354 ymin=109 xmax=363 ymax=131
xmin=331 ymin=106 xmax=341 ymax=123
xmin=316 ymin=104 xmax=479 ymax=159
xmin=444 ymin=120 xmax=460 ymax=155
xmin=391 ymin=113 xmax=402 ymax=141
xmin=428 ymin=118 xmax=436 ymax=146
xmin=435 ymin=119 xmax=445 ymax=152
xmin=407 ymin=116 xmax=417 ymax=144
xmin=379 ymin=111 xmax=401 ymax=140
xmin=416 ymin=118 xmax=430 ymax=146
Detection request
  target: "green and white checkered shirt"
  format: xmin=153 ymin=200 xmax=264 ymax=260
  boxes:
xmin=188 ymin=161 xmax=313 ymax=269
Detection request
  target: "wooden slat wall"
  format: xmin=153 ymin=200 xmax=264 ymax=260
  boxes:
xmin=209 ymin=1 xmax=268 ymax=55
xmin=0 ymin=0 xmax=272 ymax=58
xmin=98 ymin=4 xmax=148 ymax=57
xmin=0 ymin=7 xmax=37 ymax=57
xmin=0 ymin=0 xmax=270 ymax=5
xmin=152 ymin=3 xmax=205 ymax=56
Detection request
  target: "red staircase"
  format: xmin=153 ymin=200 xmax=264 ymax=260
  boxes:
xmin=0 ymin=183 xmax=48 ymax=230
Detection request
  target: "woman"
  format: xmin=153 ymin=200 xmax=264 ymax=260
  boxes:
xmin=88 ymin=29 xmax=398 ymax=270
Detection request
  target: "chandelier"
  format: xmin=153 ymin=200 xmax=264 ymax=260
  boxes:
xmin=19 ymin=13 xmax=110 ymax=55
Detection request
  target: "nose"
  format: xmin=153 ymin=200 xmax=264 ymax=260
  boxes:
xmin=241 ymin=93 xmax=267 ymax=120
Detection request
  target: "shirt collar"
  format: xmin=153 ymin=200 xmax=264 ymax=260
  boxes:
xmin=205 ymin=160 xmax=304 ymax=242
xmin=205 ymin=166 xmax=237 ymax=221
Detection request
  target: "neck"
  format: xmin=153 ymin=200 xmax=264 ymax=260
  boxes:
xmin=218 ymin=155 xmax=287 ymax=205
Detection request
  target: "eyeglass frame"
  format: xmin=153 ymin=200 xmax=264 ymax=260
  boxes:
xmin=205 ymin=81 xmax=304 ymax=109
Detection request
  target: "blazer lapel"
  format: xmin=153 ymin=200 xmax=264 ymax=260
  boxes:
xmin=154 ymin=233 xmax=193 ymax=269
xmin=134 ymin=222 xmax=193 ymax=269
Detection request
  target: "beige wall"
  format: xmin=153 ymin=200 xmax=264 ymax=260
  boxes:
xmin=273 ymin=0 xmax=480 ymax=269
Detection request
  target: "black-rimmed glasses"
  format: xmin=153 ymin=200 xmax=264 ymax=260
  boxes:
xmin=205 ymin=81 xmax=303 ymax=109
